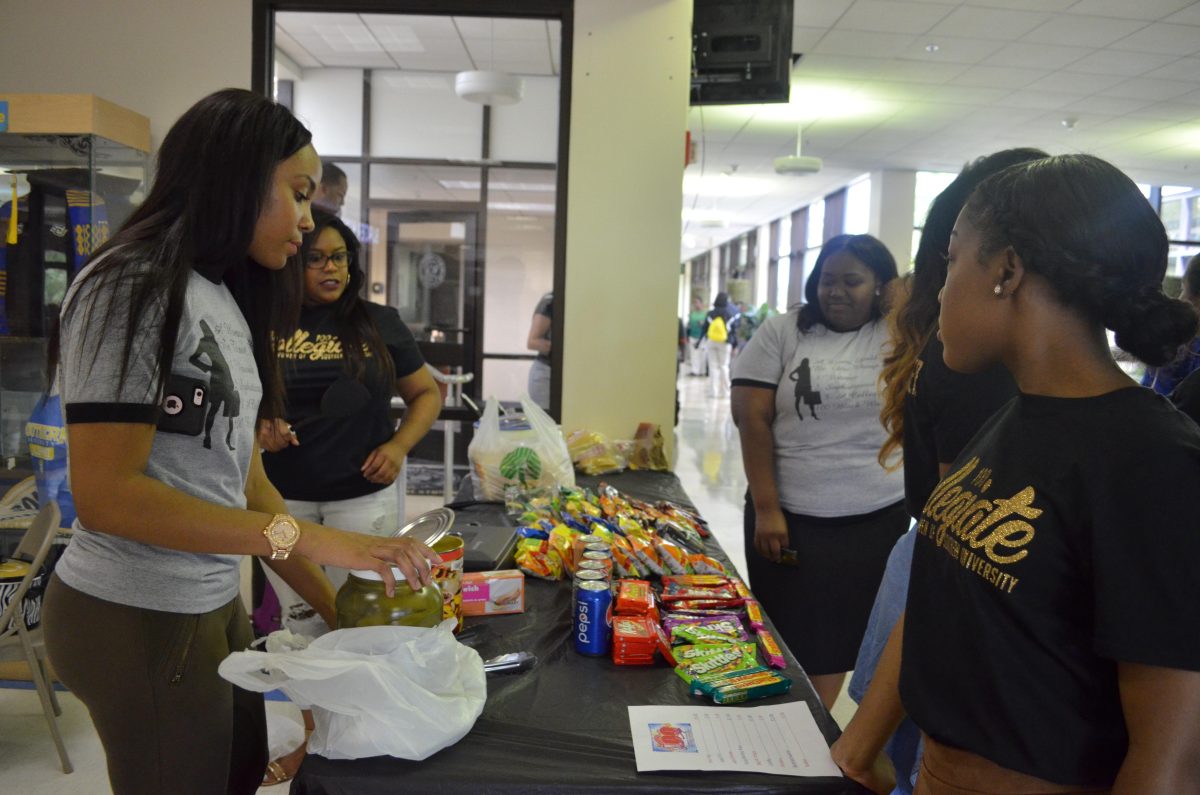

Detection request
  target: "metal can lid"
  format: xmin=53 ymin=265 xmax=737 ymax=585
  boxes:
xmin=573 ymin=569 xmax=608 ymax=582
xmin=578 ymin=580 xmax=609 ymax=592
xmin=584 ymin=541 xmax=611 ymax=550
xmin=581 ymin=550 xmax=610 ymax=561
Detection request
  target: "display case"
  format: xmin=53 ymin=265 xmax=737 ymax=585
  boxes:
xmin=0 ymin=94 xmax=149 ymax=472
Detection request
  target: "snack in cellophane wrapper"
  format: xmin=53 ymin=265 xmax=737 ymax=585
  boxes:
xmin=653 ymin=537 xmax=692 ymax=574
xmin=665 ymin=616 xmax=749 ymax=645
xmin=693 ymin=666 xmax=793 ymax=704
xmin=661 ymin=583 xmax=738 ymax=602
xmin=674 ymin=644 xmax=760 ymax=686
xmin=610 ymin=544 xmax=644 ymax=578
xmin=612 ymin=616 xmax=658 ymax=665
xmin=756 ymin=628 xmax=787 ymax=669
xmin=728 ymin=577 xmax=752 ymax=600
xmin=627 ymin=535 xmax=666 ymax=576
xmin=566 ymin=429 xmax=629 ymax=476
xmin=687 ymin=553 xmax=726 ymax=575
xmin=655 ymin=518 xmax=705 ymax=553
xmin=615 ymin=579 xmax=654 ymax=616
xmin=514 ymin=538 xmax=563 ymax=581
xmin=743 ymin=600 xmax=766 ymax=631
xmin=549 ymin=525 xmax=580 ymax=575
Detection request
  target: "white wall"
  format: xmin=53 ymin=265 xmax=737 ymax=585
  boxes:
xmin=0 ymin=0 xmax=251 ymax=154
xmin=562 ymin=0 xmax=691 ymax=453
xmin=293 ymin=68 xmax=364 ymax=157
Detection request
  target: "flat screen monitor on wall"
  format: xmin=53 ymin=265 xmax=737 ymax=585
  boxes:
xmin=691 ymin=0 xmax=794 ymax=106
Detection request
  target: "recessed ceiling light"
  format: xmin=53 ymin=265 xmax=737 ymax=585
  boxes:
xmin=925 ymin=43 xmax=940 ymax=53
xmin=1062 ymin=117 xmax=1078 ymax=130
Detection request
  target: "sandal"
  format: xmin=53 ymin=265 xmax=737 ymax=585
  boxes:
xmin=261 ymin=729 xmax=311 ymax=787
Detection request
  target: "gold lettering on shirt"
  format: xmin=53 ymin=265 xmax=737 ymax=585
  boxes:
xmin=275 ymin=330 xmax=374 ymax=362
xmin=916 ymin=456 xmax=1040 ymax=594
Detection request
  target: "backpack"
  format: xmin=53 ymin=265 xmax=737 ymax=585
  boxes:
xmin=706 ymin=315 xmax=728 ymax=343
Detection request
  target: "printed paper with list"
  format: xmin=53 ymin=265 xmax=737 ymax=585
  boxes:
xmin=627 ymin=702 xmax=841 ymax=777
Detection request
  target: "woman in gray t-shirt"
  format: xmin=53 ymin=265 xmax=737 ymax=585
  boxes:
xmin=43 ymin=90 xmax=438 ymax=795
xmin=731 ymin=233 xmax=906 ymax=712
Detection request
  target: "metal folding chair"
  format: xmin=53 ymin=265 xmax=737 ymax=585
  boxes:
xmin=0 ymin=501 xmax=71 ymax=773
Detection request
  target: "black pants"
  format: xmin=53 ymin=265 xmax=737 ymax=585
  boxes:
xmin=744 ymin=498 xmax=908 ymax=675
xmin=44 ymin=575 xmax=267 ymax=795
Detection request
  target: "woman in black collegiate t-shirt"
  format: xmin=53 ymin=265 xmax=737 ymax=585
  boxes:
xmin=900 ymin=155 xmax=1200 ymax=794
xmin=255 ymin=210 xmax=441 ymax=783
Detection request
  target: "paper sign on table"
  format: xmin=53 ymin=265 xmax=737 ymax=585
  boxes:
xmin=627 ymin=702 xmax=841 ymax=778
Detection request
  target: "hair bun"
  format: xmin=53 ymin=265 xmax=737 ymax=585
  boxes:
xmin=1108 ymin=285 xmax=1199 ymax=367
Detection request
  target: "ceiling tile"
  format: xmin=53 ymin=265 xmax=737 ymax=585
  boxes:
xmin=1020 ymin=15 xmax=1147 ymax=48
xmin=925 ymin=85 xmax=1013 ymax=105
xmin=1066 ymin=49 xmax=1179 ymax=77
xmin=1025 ymin=70 xmax=1128 ymax=94
xmin=454 ymin=17 xmax=546 ymax=40
xmin=837 ymin=0 xmax=956 ymax=34
xmin=1109 ymin=23 xmax=1200 ymax=55
xmin=992 ymin=89 xmax=1087 ymax=109
xmin=877 ymin=58 xmax=968 ymax=83
xmin=961 ymin=0 xmax=1076 ymax=9
xmin=794 ymin=0 xmax=857 ymax=30
xmin=1124 ymin=101 xmax=1200 ymax=121
xmin=1064 ymin=94 xmax=1156 ymax=115
xmin=275 ymin=29 xmax=322 ymax=68
xmin=1102 ymin=77 xmax=1199 ymax=100
xmin=813 ymin=29 xmax=918 ymax=58
xmin=792 ymin=26 xmax=830 ymax=52
xmin=929 ymin=7 xmax=1051 ymax=40
xmin=1141 ymin=56 xmax=1200 ymax=81
xmin=982 ymin=42 xmax=1093 ymax=70
xmin=1066 ymin=0 xmax=1195 ymax=21
xmin=951 ymin=64 xmax=1052 ymax=88
xmin=1164 ymin=4 xmax=1200 ymax=25
xmin=795 ymin=53 xmax=895 ymax=79
xmin=896 ymin=36 xmax=1008 ymax=64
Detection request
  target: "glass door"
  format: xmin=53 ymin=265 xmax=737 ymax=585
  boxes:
xmin=385 ymin=209 xmax=480 ymax=401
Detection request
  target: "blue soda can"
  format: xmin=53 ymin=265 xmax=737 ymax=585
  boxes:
xmin=574 ymin=580 xmax=613 ymax=656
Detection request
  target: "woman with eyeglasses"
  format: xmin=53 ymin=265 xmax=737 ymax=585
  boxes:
xmin=255 ymin=208 xmax=442 ymax=782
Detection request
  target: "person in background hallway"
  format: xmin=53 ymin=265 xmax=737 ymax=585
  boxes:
xmin=902 ymin=154 xmax=1200 ymax=794
xmin=829 ymin=147 xmax=1047 ymax=795
xmin=699 ymin=291 xmax=736 ymax=398
xmin=312 ymin=162 xmax=347 ymax=215
xmin=731 ymin=233 xmax=905 ymax=711
xmin=527 ymin=291 xmax=553 ymax=409
xmin=42 ymin=88 xmax=437 ymax=795
xmin=255 ymin=208 xmax=442 ymax=784
xmin=1141 ymin=252 xmax=1200 ymax=395
xmin=686 ymin=295 xmax=708 ymax=376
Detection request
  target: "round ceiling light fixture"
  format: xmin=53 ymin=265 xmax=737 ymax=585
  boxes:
xmin=455 ymin=70 xmax=524 ymax=105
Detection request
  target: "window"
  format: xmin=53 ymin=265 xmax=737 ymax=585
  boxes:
xmin=844 ymin=177 xmax=871 ymax=234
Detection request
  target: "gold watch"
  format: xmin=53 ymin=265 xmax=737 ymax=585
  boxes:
xmin=263 ymin=513 xmax=301 ymax=560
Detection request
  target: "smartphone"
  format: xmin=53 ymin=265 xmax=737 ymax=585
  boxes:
xmin=779 ymin=548 xmax=799 ymax=567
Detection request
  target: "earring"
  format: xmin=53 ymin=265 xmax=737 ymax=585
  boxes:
xmin=993 ymin=285 xmax=1003 ymax=296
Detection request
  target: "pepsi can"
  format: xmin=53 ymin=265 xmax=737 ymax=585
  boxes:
xmin=574 ymin=580 xmax=612 ymax=656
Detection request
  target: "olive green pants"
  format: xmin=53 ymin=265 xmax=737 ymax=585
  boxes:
xmin=43 ymin=575 xmax=267 ymax=795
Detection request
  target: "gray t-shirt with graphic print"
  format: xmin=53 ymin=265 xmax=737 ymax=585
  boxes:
xmin=55 ymin=260 xmax=262 ymax=613
xmin=731 ymin=311 xmax=903 ymax=517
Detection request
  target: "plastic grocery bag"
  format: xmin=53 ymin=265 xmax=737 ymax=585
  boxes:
xmin=468 ymin=394 xmax=575 ymax=500
xmin=218 ymin=620 xmax=485 ymax=761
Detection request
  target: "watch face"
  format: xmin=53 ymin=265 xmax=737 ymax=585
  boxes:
xmin=269 ymin=520 xmax=299 ymax=546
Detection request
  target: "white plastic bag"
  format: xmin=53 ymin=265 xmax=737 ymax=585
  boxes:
xmin=468 ymin=394 xmax=575 ymax=500
xmin=218 ymin=620 xmax=485 ymax=761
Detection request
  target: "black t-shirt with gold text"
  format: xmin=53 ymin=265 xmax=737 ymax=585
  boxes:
xmin=263 ymin=302 xmax=425 ymax=502
xmin=900 ymin=386 xmax=1200 ymax=786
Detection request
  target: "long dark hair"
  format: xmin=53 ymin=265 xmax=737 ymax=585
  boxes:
xmin=52 ymin=89 xmax=310 ymax=419
xmin=297 ymin=209 xmax=396 ymax=386
xmin=964 ymin=153 xmax=1198 ymax=367
xmin=878 ymin=148 xmax=1047 ymax=469
xmin=798 ymin=233 xmax=897 ymax=331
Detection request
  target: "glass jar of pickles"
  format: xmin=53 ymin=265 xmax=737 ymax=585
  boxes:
xmin=335 ymin=568 xmax=443 ymax=629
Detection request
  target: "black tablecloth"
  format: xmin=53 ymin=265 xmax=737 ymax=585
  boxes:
xmin=292 ymin=471 xmax=866 ymax=794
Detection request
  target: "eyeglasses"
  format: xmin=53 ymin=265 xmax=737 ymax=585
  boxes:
xmin=305 ymin=250 xmax=349 ymax=269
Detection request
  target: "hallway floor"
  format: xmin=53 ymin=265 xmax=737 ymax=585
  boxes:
xmin=0 ymin=373 xmax=855 ymax=792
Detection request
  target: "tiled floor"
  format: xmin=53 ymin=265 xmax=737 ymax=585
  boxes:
xmin=0 ymin=375 xmax=855 ymax=792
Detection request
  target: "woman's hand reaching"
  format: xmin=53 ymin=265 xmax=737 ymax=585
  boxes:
xmin=298 ymin=525 xmax=440 ymax=596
